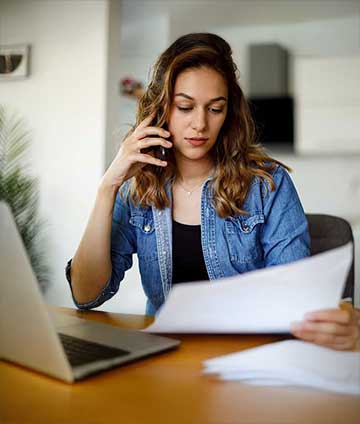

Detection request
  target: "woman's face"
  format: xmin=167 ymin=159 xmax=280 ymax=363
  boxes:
xmin=167 ymin=67 xmax=228 ymax=162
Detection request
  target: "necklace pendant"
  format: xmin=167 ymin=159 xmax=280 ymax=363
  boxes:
xmin=187 ymin=191 xmax=191 ymax=196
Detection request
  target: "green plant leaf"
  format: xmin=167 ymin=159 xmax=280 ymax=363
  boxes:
xmin=0 ymin=105 xmax=50 ymax=292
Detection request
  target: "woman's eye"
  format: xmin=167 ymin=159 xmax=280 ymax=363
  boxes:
xmin=177 ymin=106 xmax=223 ymax=114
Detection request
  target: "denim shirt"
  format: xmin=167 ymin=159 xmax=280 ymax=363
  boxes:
xmin=67 ymin=164 xmax=310 ymax=316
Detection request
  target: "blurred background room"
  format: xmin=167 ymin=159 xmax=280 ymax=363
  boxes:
xmin=1 ymin=0 xmax=359 ymax=313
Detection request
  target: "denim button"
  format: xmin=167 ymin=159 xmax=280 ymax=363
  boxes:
xmin=144 ymin=224 xmax=151 ymax=232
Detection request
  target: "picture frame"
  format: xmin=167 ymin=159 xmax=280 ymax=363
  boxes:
xmin=0 ymin=44 xmax=30 ymax=80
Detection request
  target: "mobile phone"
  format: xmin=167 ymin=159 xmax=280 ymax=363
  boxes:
xmin=153 ymin=142 xmax=169 ymax=162
xmin=151 ymin=115 xmax=171 ymax=162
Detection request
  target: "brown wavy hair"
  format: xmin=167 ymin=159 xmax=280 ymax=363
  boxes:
xmin=125 ymin=33 xmax=290 ymax=217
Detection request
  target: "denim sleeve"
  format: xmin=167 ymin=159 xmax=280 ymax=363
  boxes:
xmin=65 ymin=186 xmax=136 ymax=310
xmin=260 ymin=165 xmax=310 ymax=267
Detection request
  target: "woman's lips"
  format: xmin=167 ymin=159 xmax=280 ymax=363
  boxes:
xmin=186 ymin=138 xmax=209 ymax=147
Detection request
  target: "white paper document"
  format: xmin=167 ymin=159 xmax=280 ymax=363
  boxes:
xmin=203 ymin=340 xmax=360 ymax=395
xmin=144 ymin=242 xmax=352 ymax=334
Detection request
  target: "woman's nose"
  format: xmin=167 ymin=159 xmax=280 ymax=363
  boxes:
xmin=191 ymin=108 xmax=207 ymax=132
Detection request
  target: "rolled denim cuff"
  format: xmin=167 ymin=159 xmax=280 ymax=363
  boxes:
xmin=65 ymin=259 xmax=115 ymax=310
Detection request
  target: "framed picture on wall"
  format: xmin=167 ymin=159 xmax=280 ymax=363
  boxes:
xmin=0 ymin=44 xmax=30 ymax=80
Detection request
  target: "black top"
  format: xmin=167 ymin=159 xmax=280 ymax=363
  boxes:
xmin=172 ymin=219 xmax=209 ymax=285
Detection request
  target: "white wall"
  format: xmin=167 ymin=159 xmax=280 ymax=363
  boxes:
xmin=294 ymin=56 xmax=360 ymax=153
xmin=168 ymin=0 xmax=360 ymax=38
xmin=105 ymin=0 xmax=123 ymax=168
xmin=0 ymin=0 xmax=109 ymax=307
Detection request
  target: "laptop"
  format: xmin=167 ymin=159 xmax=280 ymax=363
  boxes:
xmin=0 ymin=201 xmax=180 ymax=383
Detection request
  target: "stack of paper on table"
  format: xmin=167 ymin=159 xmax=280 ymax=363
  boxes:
xmin=144 ymin=242 xmax=353 ymax=334
xmin=203 ymin=340 xmax=360 ymax=395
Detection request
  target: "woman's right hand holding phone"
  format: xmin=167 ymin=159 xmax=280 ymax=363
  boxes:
xmin=100 ymin=111 xmax=172 ymax=192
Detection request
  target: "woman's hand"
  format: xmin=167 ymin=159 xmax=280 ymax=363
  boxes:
xmin=290 ymin=305 xmax=360 ymax=350
xmin=100 ymin=111 xmax=172 ymax=190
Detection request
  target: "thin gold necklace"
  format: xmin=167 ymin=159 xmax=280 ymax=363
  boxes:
xmin=176 ymin=179 xmax=205 ymax=196
xmin=175 ymin=170 xmax=214 ymax=196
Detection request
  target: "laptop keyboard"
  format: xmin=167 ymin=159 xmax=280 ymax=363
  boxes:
xmin=58 ymin=333 xmax=130 ymax=367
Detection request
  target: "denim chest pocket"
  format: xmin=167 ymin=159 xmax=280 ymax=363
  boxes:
xmin=129 ymin=214 xmax=158 ymax=262
xmin=224 ymin=213 xmax=264 ymax=264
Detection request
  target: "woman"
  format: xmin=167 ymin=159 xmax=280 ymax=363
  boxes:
xmin=66 ymin=33 xmax=359 ymax=350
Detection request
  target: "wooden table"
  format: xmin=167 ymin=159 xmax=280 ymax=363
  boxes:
xmin=1 ymin=306 xmax=359 ymax=424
